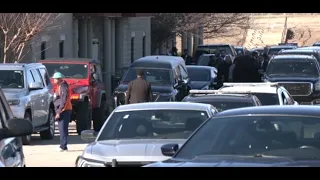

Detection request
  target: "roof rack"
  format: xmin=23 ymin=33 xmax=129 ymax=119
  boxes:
xmin=189 ymin=90 xmax=253 ymax=94
xmin=222 ymin=83 xmax=279 ymax=87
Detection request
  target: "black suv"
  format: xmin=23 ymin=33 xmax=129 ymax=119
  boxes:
xmin=182 ymin=90 xmax=262 ymax=112
xmin=278 ymin=49 xmax=320 ymax=63
xmin=194 ymin=44 xmax=237 ymax=62
xmin=266 ymin=45 xmax=297 ymax=57
xmin=0 ymin=87 xmax=33 ymax=167
xmin=264 ymin=54 xmax=320 ymax=104
xmin=113 ymin=56 xmax=190 ymax=107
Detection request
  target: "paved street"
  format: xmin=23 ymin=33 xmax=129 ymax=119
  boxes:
xmin=23 ymin=122 xmax=89 ymax=167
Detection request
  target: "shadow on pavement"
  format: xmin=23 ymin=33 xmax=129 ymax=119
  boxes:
xmin=29 ymin=122 xmax=93 ymax=146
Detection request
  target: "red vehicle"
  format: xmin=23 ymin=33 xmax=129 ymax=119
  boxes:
xmin=39 ymin=58 xmax=108 ymax=135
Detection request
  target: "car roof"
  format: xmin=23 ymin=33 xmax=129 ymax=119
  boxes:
xmin=186 ymin=65 xmax=216 ymax=70
xmin=215 ymin=105 xmax=320 ymax=117
xmin=0 ymin=63 xmax=45 ymax=70
xmin=185 ymin=94 xmax=255 ymax=102
xmin=280 ymin=49 xmax=319 ymax=53
xmin=298 ymin=46 xmax=320 ymax=50
xmin=39 ymin=58 xmax=99 ymax=63
xmin=219 ymin=86 xmax=277 ymax=94
xmin=114 ymin=102 xmax=213 ymax=112
xmin=201 ymin=54 xmax=215 ymax=56
xmin=198 ymin=44 xmax=231 ymax=47
xmin=272 ymin=54 xmax=316 ymax=60
xmin=131 ymin=56 xmax=185 ymax=69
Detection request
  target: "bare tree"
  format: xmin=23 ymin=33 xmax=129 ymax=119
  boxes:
xmin=0 ymin=13 xmax=60 ymax=63
xmin=151 ymin=13 xmax=252 ymax=53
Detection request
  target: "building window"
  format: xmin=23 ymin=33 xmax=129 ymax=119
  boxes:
xmin=59 ymin=40 xmax=64 ymax=58
xmin=40 ymin=42 xmax=46 ymax=60
xmin=142 ymin=35 xmax=146 ymax=57
xmin=131 ymin=37 xmax=134 ymax=63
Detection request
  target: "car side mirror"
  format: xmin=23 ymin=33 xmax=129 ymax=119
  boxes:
xmin=81 ymin=130 xmax=97 ymax=141
xmin=29 ymin=82 xmax=43 ymax=90
xmin=0 ymin=118 xmax=33 ymax=140
xmin=161 ymin=143 xmax=179 ymax=157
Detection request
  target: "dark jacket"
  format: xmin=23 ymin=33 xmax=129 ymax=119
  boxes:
xmin=125 ymin=77 xmax=152 ymax=104
xmin=53 ymin=80 xmax=69 ymax=114
xmin=232 ymin=55 xmax=261 ymax=82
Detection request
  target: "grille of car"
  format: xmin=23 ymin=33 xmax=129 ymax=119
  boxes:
xmin=278 ymin=82 xmax=312 ymax=96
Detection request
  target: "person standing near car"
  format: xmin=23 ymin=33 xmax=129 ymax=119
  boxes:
xmin=52 ymin=72 xmax=72 ymax=152
xmin=125 ymin=69 xmax=152 ymax=104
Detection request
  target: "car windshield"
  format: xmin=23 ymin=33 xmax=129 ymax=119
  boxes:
xmin=197 ymin=55 xmax=212 ymax=66
xmin=186 ymin=68 xmax=211 ymax=81
xmin=266 ymin=60 xmax=319 ymax=77
xmin=268 ymin=48 xmax=294 ymax=55
xmin=194 ymin=100 xmax=254 ymax=112
xmin=97 ymin=109 xmax=209 ymax=141
xmin=175 ymin=115 xmax=320 ymax=160
xmin=122 ymin=68 xmax=173 ymax=85
xmin=0 ymin=70 xmax=24 ymax=88
xmin=43 ymin=63 xmax=89 ymax=79
xmin=195 ymin=45 xmax=233 ymax=59
xmin=250 ymin=93 xmax=279 ymax=105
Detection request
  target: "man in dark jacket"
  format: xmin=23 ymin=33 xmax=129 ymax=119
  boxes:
xmin=232 ymin=55 xmax=261 ymax=82
xmin=181 ymin=49 xmax=193 ymax=65
xmin=125 ymin=69 xmax=152 ymax=104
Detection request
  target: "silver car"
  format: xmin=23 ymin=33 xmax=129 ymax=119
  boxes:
xmin=0 ymin=63 xmax=54 ymax=145
xmin=76 ymin=102 xmax=218 ymax=167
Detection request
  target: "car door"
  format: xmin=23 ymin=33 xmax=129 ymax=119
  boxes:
xmin=27 ymin=70 xmax=44 ymax=127
xmin=178 ymin=65 xmax=190 ymax=97
xmin=173 ymin=66 xmax=184 ymax=101
xmin=0 ymin=94 xmax=22 ymax=167
xmin=38 ymin=68 xmax=52 ymax=124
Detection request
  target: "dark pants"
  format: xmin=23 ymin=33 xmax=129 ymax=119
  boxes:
xmin=58 ymin=110 xmax=72 ymax=150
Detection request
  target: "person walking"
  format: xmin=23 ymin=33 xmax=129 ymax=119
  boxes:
xmin=125 ymin=69 xmax=152 ymax=104
xmin=52 ymin=72 xmax=72 ymax=152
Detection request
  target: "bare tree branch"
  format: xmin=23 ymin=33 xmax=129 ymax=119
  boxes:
xmin=0 ymin=13 xmax=61 ymax=63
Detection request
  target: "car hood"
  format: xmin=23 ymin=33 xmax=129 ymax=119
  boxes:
xmin=2 ymin=89 xmax=27 ymax=100
xmin=145 ymin=155 xmax=320 ymax=167
xmin=266 ymin=76 xmax=319 ymax=83
xmin=189 ymin=81 xmax=210 ymax=90
xmin=83 ymin=139 xmax=186 ymax=162
xmin=115 ymin=83 xmax=174 ymax=94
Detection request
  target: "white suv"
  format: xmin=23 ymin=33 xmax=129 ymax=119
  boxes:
xmin=218 ymin=83 xmax=298 ymax=106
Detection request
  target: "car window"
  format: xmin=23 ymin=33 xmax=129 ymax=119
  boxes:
xmin=0 ymin=70 xmax=24 ymax=89
xmin=186 ymin=68 xmax=211 ymax=81
xmin=26 ymin=70 xmax=35 ymax=84
xmin=39 ymin=68 xmax=51 ymax=86
xmin=42 ymin=63 xmax=89 ymax=79
xmin=31 ymin=69 xmax=44 ymax=86
xmin=179 ymin=65 xmax=188 ymax=79
xmin=174 ymin=115 xmax=320 ymax=160
xmin=282 ymin=88 xmax=294 ymax=105
xmin=197 ymin=55 xmax=211 ymax=66
xmin=174 ymin=66 xmax=182 ymax=81
xmin=97 ymin=110 xmax=209 ymax=141
xmin=122 ymin=67 xmax=173 ymax=85
xmin=250 ymin=93 xmax=279 ymax=105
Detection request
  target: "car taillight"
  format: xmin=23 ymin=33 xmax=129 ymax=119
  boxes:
xmin=71 ymin=94 xmax=80 ymax=99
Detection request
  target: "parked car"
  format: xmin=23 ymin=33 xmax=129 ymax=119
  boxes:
xmin=194 ymin=44 xmax=237 ymax=62
xmin=278 ymin=49 xmax=320 ymax=63
xmin=266 ymin=45 xmax=297 ymax=57
xmin=40 ymin=58 xmax=108 ymax=134
xmin=75 ymin=102 xmax=218 ymax=167
xmin=218 ymin=83 xmax=298 ymax=106
xmin=146 ymin=105 xmax=320 ymax=167
xmin=183 ymin=90 xmax=262 ymax=112
xmin=264 ymin=54 xmax=320 ymax=105
xmin=0 ymin=87 xmax=33 ymax=167
xmin=186 ymin=66 xmax=217 ymax=90
xmin=249 ymin=47 xmax=264 ymax=55
xmin=113 ymin=56 xmax=190 ymax=107
xmin=0 ymin=63 xmax=54 ymax=145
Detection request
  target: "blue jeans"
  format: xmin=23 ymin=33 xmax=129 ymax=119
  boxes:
xmin=58 ymin=110 xmax=72 ymax=150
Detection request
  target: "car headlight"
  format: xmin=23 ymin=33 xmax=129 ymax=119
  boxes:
xmin=76 ymin=156 xmax=105 ymax=167
xmin=315 ymin=82 xmax=320 ymax=91
xmin=7 ymin=99 xmax=20 ymax=106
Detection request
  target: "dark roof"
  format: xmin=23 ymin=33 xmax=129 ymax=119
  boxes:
xmin=184 ymin=94 xmax=255 ymax=103
xmin=272 ymin=54 xmax=316 ymax=60
xmin=269 ymin=45 xmax=296 ymax=49
xmin=198 ymin=44 xmax=231 ymax=47
xmin=39 ymin=58 xmax=99 ymax=63
xmin=186 ymin=65 xmax=215 ymax=70
xmin=215 ymin=105 xmax=320 ymax=117
xmin=280 ymin=49 xmax=319 ymax=53
xmin=131 ymin=56 xmax=183 ymax=69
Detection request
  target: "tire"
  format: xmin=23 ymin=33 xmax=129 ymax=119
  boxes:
xmin=93 ymin=99 xmax=108 ymax=132
xmin=40 ymin=108 xmax=55 ymax=140
xmin=21 ymin=112 xmax=32 ymax=145
xmin=76 ymin=101 xmax=91 ymax=135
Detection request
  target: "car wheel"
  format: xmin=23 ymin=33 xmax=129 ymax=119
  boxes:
xmin=93 ymin=99 xmax=108 ymax=132
xmin=40 ymin=108 xmax=55 ymax=140
xmin=21 ymin=112 xmax=33 ymax=145
xmin=76 ymin=101 xmax=90 ymax=135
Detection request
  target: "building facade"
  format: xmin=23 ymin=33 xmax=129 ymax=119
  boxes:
xmin=21 ymin=13 xmax=152 ymax=95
